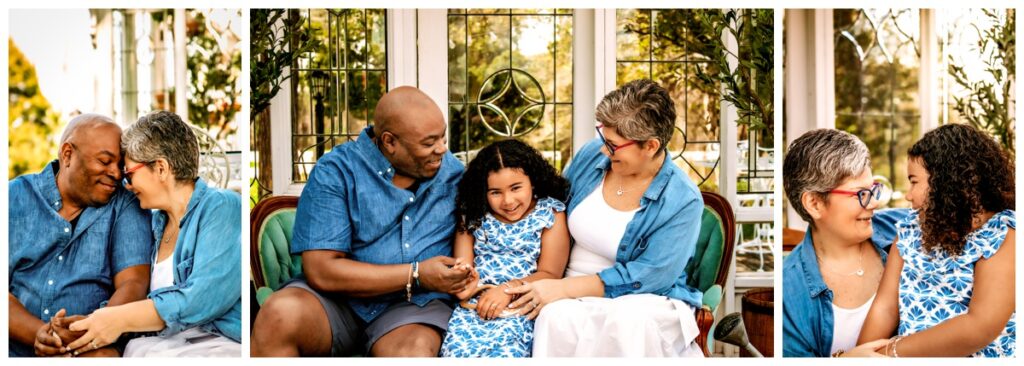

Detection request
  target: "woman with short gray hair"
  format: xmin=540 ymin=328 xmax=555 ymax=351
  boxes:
xmin=506 ymin=79 xmax=706 ymax=356
xmin=66 ymin=110 xmax=241 ymax=357
xmin=782 ymin=129 xmax=906 ymax=357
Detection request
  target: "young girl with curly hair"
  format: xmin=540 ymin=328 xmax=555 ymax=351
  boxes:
xmin=440 ymin=139 xmax=570 ymax=357
xmin=858 ymin=124 xmax=1015 ymax=357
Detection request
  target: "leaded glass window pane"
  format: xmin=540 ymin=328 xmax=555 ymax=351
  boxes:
xmin=616 ymin=9 xmax=721 ymax=193
xmin=290 ymin=9 xmax=387 ymax=182
xmin=834 ymin=9 xmax=921 ymax=208
xmin=447 ymin=9 xmax=574 ymax=169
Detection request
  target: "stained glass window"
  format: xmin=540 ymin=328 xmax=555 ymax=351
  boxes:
xmin=290 ymin=9 xmax=387 ymax=182
xmin=447 ymin=9 xmax=574 ymax=169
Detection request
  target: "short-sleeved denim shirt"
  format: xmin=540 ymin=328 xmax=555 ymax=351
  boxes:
xmin=782 ymin=208 xmax=909 ymax=357
xmin=562 ymin=139 xmax=705 ymax=308
xmin=148 ymin=178 xmax=242 ymax=343
xmin=8 ymin=160 xmax=152 ymax=356
xmin=291 ymin=127 xmax=464 ymax=323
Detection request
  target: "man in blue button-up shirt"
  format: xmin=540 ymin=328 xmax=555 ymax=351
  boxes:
xmin=8 ymin=114 xmax=152 ymax=357
xmin=251 ymin=86 xmax=469 ymax=357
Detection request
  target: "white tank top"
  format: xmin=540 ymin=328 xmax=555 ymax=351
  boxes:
xmin=565 ymin=180 xmax=639 ymax=277
xmin=150 ymin=253 xmax=175 ymax=291
xmin=830 ymin=294 xmax=876 ymax=354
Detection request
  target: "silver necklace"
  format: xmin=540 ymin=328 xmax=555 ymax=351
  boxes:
xmin=615 ymin=175 xmax=653 ymax=196
xmin=817 ymin=242 xmax=866 ymax=277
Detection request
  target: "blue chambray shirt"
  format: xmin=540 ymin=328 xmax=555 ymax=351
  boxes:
xmin=782 ymin=208 xmax=909 ymax=357
xmin=563 ymin=139 xmax=704 ymax=308
xmin=8 ymin=160 xmax=152 ymax=357
xmin=148 ymin=178 xmax=242 ymax=343
xmin=291 ymin=126 xmax=464 ymax=323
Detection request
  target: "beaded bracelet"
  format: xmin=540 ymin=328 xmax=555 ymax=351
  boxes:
xmin=412 ymin=261 xmax=420 ymax=289
xmin=891 ymin=336 xmax=902 ymax=358
xmin=405 ymin=262 xmax=414 ymax=302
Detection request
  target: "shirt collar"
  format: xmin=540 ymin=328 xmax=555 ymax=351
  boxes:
xmin=33 ymin=160 xmax=64 ymax=211
xmin=356 ymin=126 xmax=453 ymax=192
xmin=796 ymin=229 xmax=830 ymax=297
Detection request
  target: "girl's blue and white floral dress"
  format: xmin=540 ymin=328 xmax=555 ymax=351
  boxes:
xmin=440 ymin=197 xmax=565 ymax=358
xmin=895 ymin=209 xmax=1015 ymax=357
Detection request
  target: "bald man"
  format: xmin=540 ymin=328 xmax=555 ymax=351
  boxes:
xmin=9 ymin=114 xmax=153 ymax=357
xmin=252 ymin=86 xmax=471 ymax=357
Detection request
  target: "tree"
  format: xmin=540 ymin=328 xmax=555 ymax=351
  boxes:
xmin=186 ymin=9 xmax=242 ymax=146
xmin=8 ymin=38 xmax=63 ymax=178
xmin=948 ymin=9 xmax=1015 ymax=157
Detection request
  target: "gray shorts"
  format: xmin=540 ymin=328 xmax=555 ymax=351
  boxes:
xmin=283 ymin=278 xmax=454 ymax=356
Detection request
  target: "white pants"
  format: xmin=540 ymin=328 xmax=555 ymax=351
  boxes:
xmin=532 ymin=294 xmax=704 ymax=357
xmin=124 ymin=328 xmax=241 ymax=357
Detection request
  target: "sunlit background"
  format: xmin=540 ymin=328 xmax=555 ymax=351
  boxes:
xmin=8 ymin=9 xmax=242 ymax=191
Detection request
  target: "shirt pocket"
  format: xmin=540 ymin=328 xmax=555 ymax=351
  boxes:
xmin=73 ymin=217 xmax=114 ymax=280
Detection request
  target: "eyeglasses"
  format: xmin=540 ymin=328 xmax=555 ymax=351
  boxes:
xmin=595 ymin=124 xmax=638 ymax=156
xmin=829 ymin=181 xmax=890 ymax=209
xmin=122 ymin=162 xmax=150 ymax=186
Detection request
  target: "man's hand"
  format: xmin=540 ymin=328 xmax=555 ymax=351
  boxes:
xmin=418 ymin=256 xmax=473 ymax=294
xmin=51 ymin=312 xmax=87 ymax=349
xmin=33 ymin=309 xmax=85 ymax=357
xmin=34 ymin=320 xmax=64 ymax=357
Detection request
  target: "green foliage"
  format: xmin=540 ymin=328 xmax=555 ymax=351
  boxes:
xmin=948 ymin=9 xmax=1015 ymax=157
xmin=250 ymin=9 xmax=322 ymax=118
xmin=8 ymin=38 xmax=63 ymax=178
xmin=690 ymin=9 xmax=775 ymax=144
xmin=186 ymin=9 xmax=242 ymax=144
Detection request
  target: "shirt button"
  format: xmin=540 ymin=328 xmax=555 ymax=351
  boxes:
xmin=409 ymin=197 xmax=415 ymax=202
xmin=632 ymin=282 xmax=642 ymax=289
xmin=404 ymin=243 xmax=410 ymax=248
xmin=404 ymin=216 xmax=410 ymax=221
xmin=58 ymin=256 xmax=64 ymax=261
xmin=48 ymin=280 xmax=54 ymax=286
xmin=378 ymin=171 xmax=383 ymax=175
xmin=64 ymin=227 xmax=70 ymax=233
xmin=43 ymin=309 xmax=50 ymax=315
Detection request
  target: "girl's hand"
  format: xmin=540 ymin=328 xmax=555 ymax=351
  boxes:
xmin=65 ymin=307 xmax=126 ymax=356
xmin=476 ymin=286 xmax=513 ymax=320
xmin=841 ymin=339 xmax=892 ymax=357
xmin=453 ymin=277 xmax=479 ymax=301
xmin=505 ymin=279 xmax=568 ymax=320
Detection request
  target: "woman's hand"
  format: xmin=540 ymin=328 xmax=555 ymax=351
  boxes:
xmin=505 ymin=279 xmax=568 ymax=320
xmin=65 ymin=307 xmax=126 ymax=356
xmin=476 ymin=286 xmax=513 ymax=320
xmin=841 ymin=339 xmax=892 ymax=357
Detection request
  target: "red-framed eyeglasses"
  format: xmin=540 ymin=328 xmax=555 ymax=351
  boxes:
xmin=596 ymin=124 xmax=638 ymax=155
xmin=122 ymin=162 xmax=149 ymax=186
xmin=829 ymin=182 xmax=886 ymax=209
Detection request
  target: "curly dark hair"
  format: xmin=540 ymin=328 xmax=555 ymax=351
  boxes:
xmin=908 ymin=123 xmax=1014 ymax=256
xmin=456 ymin=139 xmax=569 ymax=232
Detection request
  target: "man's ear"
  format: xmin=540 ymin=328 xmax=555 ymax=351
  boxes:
xmin=59 ymin=142 xmax=74 ymax=167
xmin=379 ymin=132 xmax=398 ymax=155
xmin=802 ymin=191 xmax=826 ymax=221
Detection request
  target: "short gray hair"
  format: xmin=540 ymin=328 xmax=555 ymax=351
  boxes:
xmin=122 ymin=110 xmax=199 ymax=182
xmin=595 ymin=79 xmax=676 ymax=154
xmin=784 ymin=129 xmax=870 ymax=223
